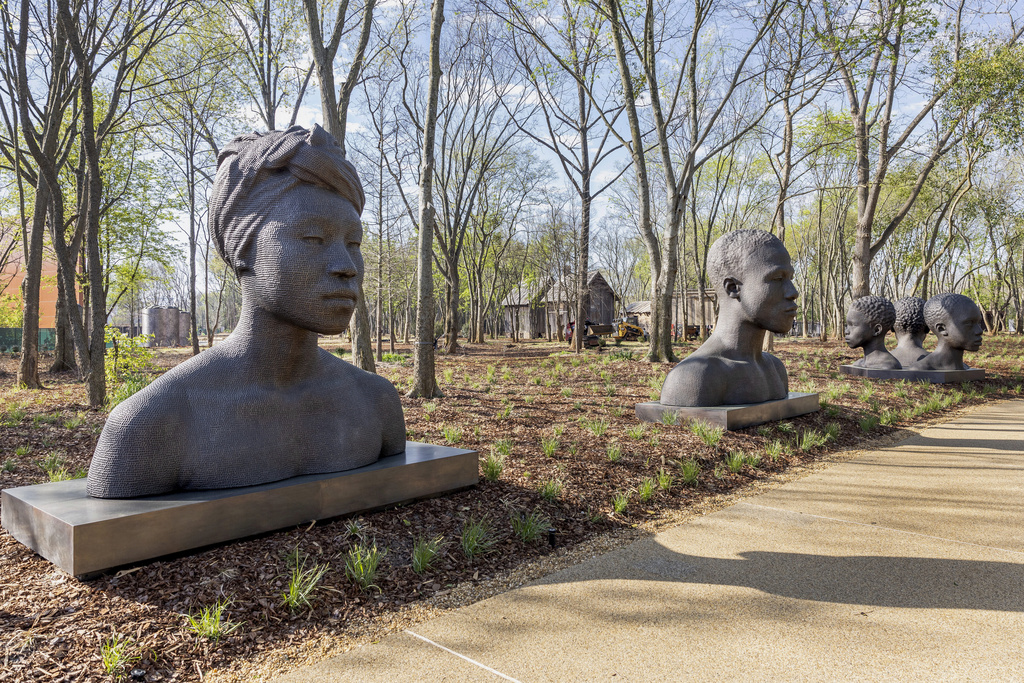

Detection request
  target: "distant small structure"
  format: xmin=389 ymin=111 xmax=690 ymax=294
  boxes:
xmin=625 ymin=289 xmax=717 ymax=336
xmin=141 ymin=307 xmax=191 ymax=347
xmin=503 ymin=270 xmax=618 ymax=339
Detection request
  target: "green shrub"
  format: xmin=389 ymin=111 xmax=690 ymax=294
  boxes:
xmin=657 ymin=468 xmax=674 ymax=491
xmin=481 ymin=449 xmax=505 ymax=481
xmin=186 ymin=599 xmax=242 ymax=640
xmin=690 ymin=420 xmax=723 ymax=447
xmin=381 ymin=353 xmax=408 ymax=363
xmin=541 ymin=436 xmax=559 ymax=457
xmin=611 ymin=491 xmax=629 ymax=514
xmin=725 ymin=450 xmax=745 ymax=473
xmin=678 ymin=458 xmax=701 ymax=485
xmin=511 ymin=509 xmax=550 ymax=543
xmin=859 ymin=415 xmax=880 ymax=433
xmin=538 ymin=478 xmax=563 ymax=501
xmin=282 ymin=553 xmax=330 ymax=609
xmin=460 ymin=516 xmax=497 ymax=558
xmin=344 ymin=542 xmax=384 ymax=592
xmin=411 ymin=535 xmax=444 ymax=574
xmin=606 ymin=442 xmax=623 ymax=463
xmin=637 ymin=477 xmax=656 ymax=502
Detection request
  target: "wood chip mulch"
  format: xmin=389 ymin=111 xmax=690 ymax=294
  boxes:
xmin=2 ymin=336 xmax=1023 ymax=682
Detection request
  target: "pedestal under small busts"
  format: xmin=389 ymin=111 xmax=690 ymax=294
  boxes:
xmin=844 ymin=296 xmax=901 ymax=369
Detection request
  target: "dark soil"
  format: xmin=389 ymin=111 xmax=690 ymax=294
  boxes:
xmin=2 ymin=336 xmax=1023 ymax=681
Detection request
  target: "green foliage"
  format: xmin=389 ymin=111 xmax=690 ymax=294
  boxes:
xmin=283 ymin=553 xmax=330 ymax=608
xmin=2 ymin=459 xmax=16 ymax=473
xmin=186 ymin=599 xmax=242 ymax=640
xmin=606 ymin=442 xmax=622 ymax=462
xmin=511 ymin=509 xmax=550 ymax=543
xmin=583 ymin=417 xmax=609 ymax=437
xmin=101 ymin=636 xmax=139 ymax=676
xmin=441 ymin=425 xmax=463 ymax=445
xmin=1 ymin=404 xmax=26 ymax=426
xmin=411 ymin=535 xmax=445 ymax=574
xmin=104 ymin=326 xmax=155 ymax=386
xmin=657 ymin=468 xmax=674 ymax=491
xmin=481 ymin=449 xmax=505 ymax=481
xmin=690 ymin=420 xmax=723 ymax=447
xmin=493 ymin=438 xmax=512 ymax=457
xmin=765 ymin=439 xmax=784 ymax=462
xmin=381 ymin=353 xmax=408 ymax=363
xmin=798 ymin=429 xmax=828 ymax=452
xmin=678 ymin=458 xmax=703 ymax=486
xmin=626 ymin=424 xmax=646 ymax=440
xmin=611 ymin=491 xmax=629 ymax=514
xmin=541 ymin=435 xmax=560 ymax=457
xmin=460 ymin=516 xmax=497 ymax=558
xmin=859 ymin=415 xmax=880 ymax=433
xmin=344 ymin=543 xmax=384 ymax=592
xmin=538 ymin=478 xmax=563 ymax=501
xmin=0 ymin=293 xmax=23 ymax=328
xmin=637 ymin=477 xmax=656 ymax=503
xmin=661 ymin=411 xmax=678 ymax=426
xmin=725 ymin=450 xmax=745 ymax=473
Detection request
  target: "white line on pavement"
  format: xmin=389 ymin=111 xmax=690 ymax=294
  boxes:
xmin=404 ymin=629 xmax=524 ymax=683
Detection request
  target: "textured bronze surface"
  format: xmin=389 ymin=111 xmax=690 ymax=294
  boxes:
xmin=87 ymin=126 xmax=406 ymax=498
xmin=660 ymin=230 xmax=799 ymax=407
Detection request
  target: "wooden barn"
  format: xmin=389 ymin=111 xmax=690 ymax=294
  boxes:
xmin=503 ymin=271 xmax=619 ymax=339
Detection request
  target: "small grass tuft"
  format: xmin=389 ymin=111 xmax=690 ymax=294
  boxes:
xmin=460 ymin=516 xmax=498 ymax=558
xmin=411 ymin=535 xmax=445 ymax=574
xmin=637 ymin=477 xmax=656 ymax=502
xmin=186 ymin=599 xmax=242 ymax=640
xmin=481 ymin=449 xmax=505 ymax=481
xmin=678 ymin=458 xmax=701 ymax=486
xmin=100 ymin=636 xmax=139 ymax=677
xmin=511 ymin=509 xmax=551 ymax=543
xmin=690 ymin=420 xmax=723 ymax=447
xmin=283 ymin=554 xmax=330 ymax=609
xmin=541 ymin=435 xmax=559 ymax=458
xmin=344 ymin=542 xmax=385 ymax=592
xmin=611 ymin=490 xmax=629 ymax=514
xmin=606 ymin=442 xmax=623 ymax=462
xmin=725 ymin=450 xmax=745 ymax=473
xmin=538 ymin=478 xmax=563 ymax=501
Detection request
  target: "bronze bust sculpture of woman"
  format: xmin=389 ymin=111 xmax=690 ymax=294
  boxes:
xmin=87 ymin=125 xmax=406 ymax=498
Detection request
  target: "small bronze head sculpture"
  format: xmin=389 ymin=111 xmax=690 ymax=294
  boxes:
xmin=844 ymin=296 xmax=901 ymax=369
xmin=87 ymin=125 xmax=406 ymax=498
xmin=891 ymin=296 xmax=929 ymax=367
xmin=659 ymin=229 xmax=798 ymax=407
xmin=910 ymin=293 xmax=984 ymax=371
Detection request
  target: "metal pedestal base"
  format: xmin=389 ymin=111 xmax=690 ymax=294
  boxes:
xmin=635 ymin=392 xmax=819 ymax=430
xmin=839 ymin=365 xmax=985 ymax=383
xmin=2 ymin=442 xmax=477 ymax=578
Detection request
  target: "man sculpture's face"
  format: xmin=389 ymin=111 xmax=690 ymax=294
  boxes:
xmin=844 ymin=307 xmax=877 ymax=349
xmin=736 ymin=244 xmax=799 ymax=335
xmin=247 ymin=183 xmax=364 ymax=335
xmin=938 ymin=300 xmax=984 ymax=352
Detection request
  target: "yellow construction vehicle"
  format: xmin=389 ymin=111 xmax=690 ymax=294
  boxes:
xmin=613 ymin=316 xmax=647 ymax=342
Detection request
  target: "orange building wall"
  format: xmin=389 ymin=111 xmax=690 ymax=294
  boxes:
xmin=1 ymin=253 xmax=61 ymax=328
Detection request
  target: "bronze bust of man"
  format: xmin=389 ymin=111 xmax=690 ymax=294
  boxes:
xmin=909 ymin=293 xmax=984 ymax=371
xmin=891 ymin=296 xmax=929 ymax=367
xmin=659 ymin=229 xmax=798 ymax=407
xmin=87 ymin=125 xmax=406 ymax=498
xmin=844 ymin=296 xmax=901 ymax=369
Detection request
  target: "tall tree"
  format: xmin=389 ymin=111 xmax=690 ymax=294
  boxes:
xmin=302 ymin=0 xmax=378 ymax=372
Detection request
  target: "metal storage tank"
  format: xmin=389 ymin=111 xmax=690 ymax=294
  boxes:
xmin=178 ymin=311 xmax=191 ymax=347
xmin=160 ymin=307 xmax=180 ymax=346
xmin=141 ymin=308 xmax=160 ymax=347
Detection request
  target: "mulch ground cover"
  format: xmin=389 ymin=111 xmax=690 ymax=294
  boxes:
xmin=1 ymin=336 xmax=1023 ymax=681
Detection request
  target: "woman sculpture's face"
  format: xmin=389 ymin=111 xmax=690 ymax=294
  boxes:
xmin=244 ymin=183 xmax=364 ymax=335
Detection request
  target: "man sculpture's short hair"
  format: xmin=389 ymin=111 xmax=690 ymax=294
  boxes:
xmin=706 ymin=230 xmax=785 ymax=293
xmin=894 ymin=297 xmax=928 ymax=336
xmin=209 ymin=124 xmax=365 ymax=275
xmin=924 ymin=292 xmax=976 ymax=331
xmin=850 ymin=295 xmax=896 ymax=333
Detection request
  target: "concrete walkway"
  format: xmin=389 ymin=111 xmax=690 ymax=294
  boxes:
xmin=273 ymin=401 xmax=1024 ymax=682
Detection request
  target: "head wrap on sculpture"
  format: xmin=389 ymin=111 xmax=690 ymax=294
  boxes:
xmin=209 ymin=125 xmax=365 ymax=274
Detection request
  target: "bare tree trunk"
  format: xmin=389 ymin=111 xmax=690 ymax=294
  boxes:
xmin=17 ymin=180 xmax=48 ymax=389
xmin=408 ymin=0 xmax=444 ymax=398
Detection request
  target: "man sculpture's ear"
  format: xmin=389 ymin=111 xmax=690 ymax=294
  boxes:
xmin=872 ymin=323 xmax=883 ymax=338
xmin=934 ymin=322 xmax=948 ymax=337
xmin=724 ymin=277 xmax=742 ymax=300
